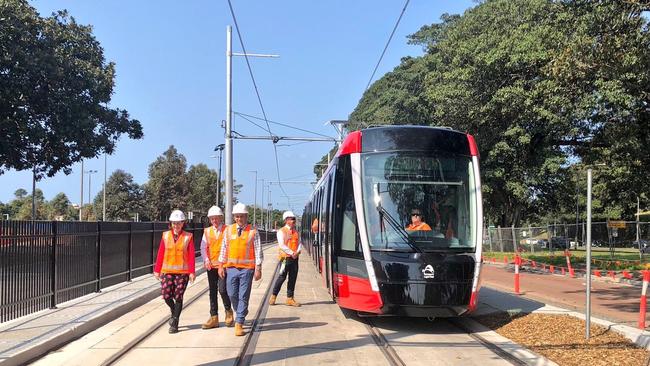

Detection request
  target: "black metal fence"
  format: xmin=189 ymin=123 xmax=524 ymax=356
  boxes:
xmin=0 ymin=220 xmax=207 ymax=323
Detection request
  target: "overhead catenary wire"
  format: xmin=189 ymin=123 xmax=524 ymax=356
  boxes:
xmin=364 ymin=0 xmax=410 ymax=92
xmin=226 ymin=0 xmax=292 ymax=209
xmin=235 ymin=114 xmax=335 ymax=145
xmin=234 ymin=112 xmax=334 ymax=139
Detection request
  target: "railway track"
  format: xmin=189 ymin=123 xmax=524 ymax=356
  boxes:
xmin=363 ymin=316 xmax=528 ymax=366
xmin=363 ymin=318 xmax=406 ymax=366
xmin=104 ymin=240 xmax=278 ymax=366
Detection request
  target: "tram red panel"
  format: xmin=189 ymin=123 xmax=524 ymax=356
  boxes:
xmin=334 ymin=272 xmax=383 ymax=314
xmin=337 ymin=131 xmax=362 ymax=156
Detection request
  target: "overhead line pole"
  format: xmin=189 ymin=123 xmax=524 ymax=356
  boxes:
xmin=225 ymin=25 xmax=278 ymax=225
xmin=226 ymin=25 xmax=233 ymax=224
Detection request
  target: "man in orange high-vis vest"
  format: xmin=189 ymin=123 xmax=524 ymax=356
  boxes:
xmin=200 ymin=206 xmax=233 ymax=329
xmin=154 ymin=210 xmax=195 ymax=334
xmin=269 ymin=210 xmax=302 ymax=307
xmin=218 ymin=203 xmax=263 ymax=337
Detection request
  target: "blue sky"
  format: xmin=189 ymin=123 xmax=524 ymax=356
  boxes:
xmin=2 ymin=0 xmax=475 ymax=214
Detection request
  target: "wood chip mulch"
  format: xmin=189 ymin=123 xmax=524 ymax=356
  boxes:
xmin=474 ymin=312 xmax=650 ymax=366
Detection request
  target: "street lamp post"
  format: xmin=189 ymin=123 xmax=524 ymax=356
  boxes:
xmin=249 ymin=170 xmax=257 ymax=227
xmin=32 ymin=167 xmax=36 ymax=220
xmin=80 ymin=160 xmax=84 ymax=221
xmin=267 ymin=187 xmax=272 ymax=230
xmin=103 ymin=154 xmax=107 ymax=221
xmin=586 ymin=168 xmax=593 ymax=339
xmin=86 ymin=170 xmax=98 ymax=215
xmin=260 ymin=180 xmax=265 ymax=230
xmin=214 ymin=144 xmax=225 ymax=206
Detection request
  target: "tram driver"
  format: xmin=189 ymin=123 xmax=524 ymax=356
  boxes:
xmin=405 ymin=209 xmax=432 ymax=231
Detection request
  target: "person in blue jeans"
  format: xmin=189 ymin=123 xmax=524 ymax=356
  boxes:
xmin=218 ymin=203 xmax=263 ymax=336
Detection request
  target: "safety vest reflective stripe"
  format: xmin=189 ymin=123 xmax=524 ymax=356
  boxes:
xmin=205 ymin=226 xmax=225 ymax=265
xmin=225 ymin=224 xmax=256 ymax=269
xmin=161 ymin=230 xmax=192 ymax=273
xmin=279 ymin=226 xmax=299 ymax=258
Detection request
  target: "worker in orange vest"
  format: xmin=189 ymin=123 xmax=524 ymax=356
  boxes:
xmin=153 ymin=210 xmax=196 ymax=334
xmin=270 ymin=210 xmax=302 ymax=307
xmin=218 ymin=203 xmax=263 ymax=336
xmin=200 ymin=206 xmax=233 ymax=329
xmin=405 ymin=209 xmax=432 ymax=231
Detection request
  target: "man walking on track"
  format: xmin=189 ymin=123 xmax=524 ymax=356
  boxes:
xmin=218 ymin=203 xmax=263 ymax=336
xmin=200 ymin=206 xmax=233 ymax=329
xmin=269 ymin=210 xmax=302 ymax=307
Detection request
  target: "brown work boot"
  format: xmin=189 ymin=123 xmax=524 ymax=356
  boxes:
xmin=201 ymin=315 xmax=219 ymax=329
xmin=286 ymin=297 xmax=301 ymax=307
xmin=269 ymin=294 xmax=277 ymax=305
xmin=235 ymin=322 xmax=245 ymax=336
xmin=224 ymin=309 xmax=234 ymax=327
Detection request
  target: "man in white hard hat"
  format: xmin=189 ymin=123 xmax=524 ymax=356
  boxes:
xmin=200 ymin=206 xmax=233 ymax=329
xmin=153 ymin=210 xmax=195 ymax=333
xmin=218 ymin=203 xmax=263 ymax=336
xmin=269 ymin=210 xmax=302 ymax=307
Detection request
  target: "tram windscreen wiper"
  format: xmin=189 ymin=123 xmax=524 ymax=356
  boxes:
xmin=376 ymin=205 xmax=421 ymax=253
xmin=373 ymin=183 xmax=421 ymax=253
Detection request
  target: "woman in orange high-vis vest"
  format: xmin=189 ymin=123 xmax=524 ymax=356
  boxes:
xmin=217 ymin=203 xmax=263 ymax=337
xmin=405 ymin=208 xmax=432 ymax=231
xmin=199 ymin=206 xmax=233 ymax=329
xmin=154 ymin=210 xmax=196 ymax=334
xmin=270 ymin=211 xmax=302 ymax=307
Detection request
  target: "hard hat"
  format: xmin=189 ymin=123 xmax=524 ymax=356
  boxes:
xmin=232 ymin=203 xmax=248 ymax=214
xmin=169 ymin=210 xmax=186 ymax=222
xmin=283 ymin=211 xmax=296 ymax=220
xmin=207 ymin=206 xmax=223 ymax=217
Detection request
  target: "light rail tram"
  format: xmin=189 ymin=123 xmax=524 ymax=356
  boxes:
xmin=302 ymin=125 xmax=483 ymax=317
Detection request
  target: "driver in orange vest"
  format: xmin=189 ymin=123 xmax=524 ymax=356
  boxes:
xmin=200 ymin=206 xmax=233 ymax=329
xmin=269 ymin=211 xmax=302 ymax=307
xmin=218 ymin=203 xmax=263 ymax=336
xmin=153 ymin=210 xmax=196 ymax=334
xmin=406 ymin=209 xmax=432 ymax=231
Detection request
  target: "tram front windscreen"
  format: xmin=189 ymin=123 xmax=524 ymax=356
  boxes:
xmin=361 ymin=152 xmax=478 ymax=252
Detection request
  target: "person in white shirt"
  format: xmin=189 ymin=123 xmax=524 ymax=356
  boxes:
xmin=199 ymin=206 xmax=233 ymax=329
xmin=269 ymin=211 xmax=302 ymax=307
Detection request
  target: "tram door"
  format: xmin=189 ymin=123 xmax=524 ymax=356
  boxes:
xmin=324 ymin=171 xmax=336 ymax=297
xmin=331 ymin=157 xmax=364 ymax=306
xmin=318 ymin=176 xmax=332 ymax=291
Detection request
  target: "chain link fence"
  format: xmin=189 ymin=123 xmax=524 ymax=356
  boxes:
xmin=483 ymin=222 xmax=650 ymax=254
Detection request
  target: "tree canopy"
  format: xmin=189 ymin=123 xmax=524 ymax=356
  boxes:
xmin=0 ymin=0 xmax=143 ymax=179
xmin=345 ymin=0 xmax=650 ymax=226
xmin=186 ymin=163 xmax=219 ymax=214
xmin=92 ymin=169 xmax=144 ymax=221
xmin=145 ymin=146 xmax=189 ymax=221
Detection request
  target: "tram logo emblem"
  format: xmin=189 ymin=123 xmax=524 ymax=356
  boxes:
xmin=422 ymin=265 xmax=435 ymax=279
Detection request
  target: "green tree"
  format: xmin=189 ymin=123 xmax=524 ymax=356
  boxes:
xmin=0 ymin=1 xmax=143 ymax=179
xmin=49 ymin=192 xmax=76 ymax=220
xmin=92 ymin=170 xmax=144 ymax=221
xmin=15 ymin=188 xmax=47 ymax=219
xmin=346 ymin=0 xmax=650 ymax=226
xmin=145 ymin=146 xmax=189 ymax=221
xmin=186 ymin=164 xmax=218 ymax=214
xmin=13 ymin=189 xmax=27 ymax=199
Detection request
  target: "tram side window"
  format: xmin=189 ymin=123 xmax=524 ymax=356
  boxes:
xmin=341 ymin=193 xmax=359 ymax=253
xmin=338 ymin=157 xmax=361 ymax=256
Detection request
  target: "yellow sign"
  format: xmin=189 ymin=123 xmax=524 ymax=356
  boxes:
xmin=607 ymin=220 xmax=626 ymax=228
